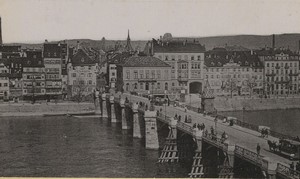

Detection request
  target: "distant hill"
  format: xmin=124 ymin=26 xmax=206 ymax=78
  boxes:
xmin=5 ymin=33 xmax=300 ymax=52
xmin=174 ymin=33 xmax=300 ymax=51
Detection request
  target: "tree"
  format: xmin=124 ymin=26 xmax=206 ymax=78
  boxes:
xmin=246 ymin=77 xmax=257 ymax=97
xmin=221 ymin=79 xmax=238 ymax=98
xmin=72 ymin=77 xmax=88 ymax=103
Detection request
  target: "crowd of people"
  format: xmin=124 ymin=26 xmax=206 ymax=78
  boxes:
xmin=290 ymin=161 xmax=300 ymax=173
xmin=261 ymin=128 xmax=269 ymax=138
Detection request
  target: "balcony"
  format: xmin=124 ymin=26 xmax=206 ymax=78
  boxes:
xmin=178 ymin=77 xmax=188 ymax=82
xmin=289 ymin=72 xmax=299 ymax=76
xmin=265 ymin=73 xmax=276 ymax=76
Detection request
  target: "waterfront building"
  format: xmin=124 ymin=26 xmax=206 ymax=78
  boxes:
xmin=22 ymin=52 xmax=46 ymax=101
xmin=257 ymin=48 xmax=300 ymax=96
xmin=116 ymin=56 xmax=171 ymax=95
xmin=67 ymin=49 xmax=99 ymax=99
xmin=204 ymin=52 xmax=263 ymax=96
xmin=0 ymin=60 xmax=9 ymax=100
xmin=145 ymin=36 xmax=206 ymax=94
xmin=43 ymin=42 xmax=64 ymax=99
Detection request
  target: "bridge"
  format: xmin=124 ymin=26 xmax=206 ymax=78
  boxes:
xmin=93 ymin=92 xmax=300 ymax=178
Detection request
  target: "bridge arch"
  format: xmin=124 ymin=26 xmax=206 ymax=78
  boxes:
xmin=189 ymin=81 xmax=202 ymax=94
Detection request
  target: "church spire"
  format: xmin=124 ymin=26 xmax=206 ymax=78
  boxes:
xmin=125 ymin=29 xmax=133 ymax=52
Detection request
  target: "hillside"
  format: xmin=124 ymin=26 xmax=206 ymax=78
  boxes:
xmin=5 ymin=33 xmax=300 ymax=52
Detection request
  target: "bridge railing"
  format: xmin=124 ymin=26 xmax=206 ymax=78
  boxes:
xmin=276 ymin=163 xmax=300 ymax=179
xmin=177 ymin=121 xmax=193 ymax=135
xmin=235 ymin=120 xmax=259 ymax=131
xmin=235 ymin=145 xmax=263 ymax=166
xmin=157 ymin=113 xmax=171 ymax=124
xmin=202 ymin=133 xmax=228 ymax=149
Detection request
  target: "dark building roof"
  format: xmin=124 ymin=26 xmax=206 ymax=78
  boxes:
xmin=43 ymin=43 xmax=62 ymax=58
xmin=255 ymin=48 xmax=299 ymax=56
xmin=26 ymin=50 xmax=43 ymax=59
xmin=71 ymin=49 xmax=97 ymax=66
xmin=204 ymin=54 xmax=263 ymax=68
xmin=152 ymin=39 xmax=206 ymax=53
xmin=121 ymin=56 xmax=170 ymax=67
xmin=108 ymin=52 xmax=132 ymax=65
xmin=0 ymin=45 xmax=21 ymax=52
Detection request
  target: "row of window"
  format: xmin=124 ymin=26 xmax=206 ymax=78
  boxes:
xmin=126 ymin=69 xmax=169 ymax=80
xmin=125 ymin=82 xmax=170 ymax=91
xmin=266 ymin=69 xmax=298 ymax=75
xmin=266 ymin=76 xmax=298 ymax=82
xmin=266 ymin=62 xmax=298 ymax=68
xmin=73 ymin=80 xmax=94 ymax=85
xmin=0 ymin=83 xmax=8 ymax=87
xmin=157 ymin=55 xmax=202 ymax=61
xmin=207 ymin=74 xmax=251 ymax=79
xmin=206 ymin=68 xmax=252 ymax=72
xmin=72 ymin=73 xmax=93 ymax=78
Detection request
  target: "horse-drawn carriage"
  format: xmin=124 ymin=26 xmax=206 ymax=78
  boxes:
xmin=268 ymin=138 xmax=300 ymax=160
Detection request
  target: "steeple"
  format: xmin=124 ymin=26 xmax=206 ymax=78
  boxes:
xmin=0 ymin=16 xmax=2 ymax=45
xmin=125 ymin=29 xmax=133 ymax=52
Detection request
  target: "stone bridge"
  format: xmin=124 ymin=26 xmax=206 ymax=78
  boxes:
xmin=94 ymin=92 xmax=300 ymax=179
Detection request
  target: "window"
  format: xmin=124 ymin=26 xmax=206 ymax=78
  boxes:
xmin=88 ymin=80 xmax=92 ymax=85
xmin=126 ymin=71 xmax=130 ymax=79
xmin=134 ymin=71 xmax=138 ymax=79
xmin=126 ymin=83 xmax=129 ymax=91
xmin=197 ymin=56 xmax=201 ymax=60
xmin=73 ymin=80 xmax=77 ymax=85
xmin=151 ymin=70 xmax=155 ymax=78
xmin=146 ymin=70 xmax=149 ymax=79
xmin=134 ymin=83 xmax=137 ymax=90
xmin=165 ymin=82 xmax=168 ymax=90
xmin=157 ymin=70 xmax=161 ymax=79
xmin=88 ymin=73 xmax=92 ymax=77
xmin=191 ymin=56 xmax=194 ymax=60
xmin=172 ymin=82 xmax=175 ymax=86
xmin=157 ymin=82 xmax=160 ymax=89
xmin=140 ymin=83 xmax=143 ymax=90
xmin=139 ymin=70 xmax=144 ymax=79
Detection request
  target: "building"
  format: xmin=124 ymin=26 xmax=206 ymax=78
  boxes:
xmin=67 ymin=49 xmax=99 ymax=99
xmin=22 ymin=53 xmax=46 ymax=101
xmin=0 ymin=60 xmax=9 ymax=100
xmin=145 ymin=36 xmax=206 ymax=94
xmin=116 ymin=56 xmax=171 ymax=95
xmin=0 ymin=45 xmax=22 ymax=59
xmin=258 ymin=49 xmax=300 ymax=96
xmin=204 ymin=53 xmax=263 ymax=97
xmin=43 ymin=42 xmax=64 ymax=99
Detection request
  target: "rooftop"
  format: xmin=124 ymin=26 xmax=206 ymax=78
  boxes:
xmin=71 ymin=49 xmax=97 ymax=66
xmin=121 ymin=56 xmax=170 ymax=67
xmin=152 ymin=39 xmax=206 ymax=53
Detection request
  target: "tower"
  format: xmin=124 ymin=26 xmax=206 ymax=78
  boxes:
xmin=272 ymin=34 xmax=275 ymax=49
xmin=125 ymin=30 xmax=133 ymax=52
xmin=201 ymin=79 xmax=215 ymax=114
xmin=0 ymin=16 xmax=2 ymax=45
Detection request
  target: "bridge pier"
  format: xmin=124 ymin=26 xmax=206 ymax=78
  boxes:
xmin=101 ymin=93 xmax=108 ymax=118
xmin=218 ymin=143 xmax=235 ymax=178
xmin=262 ymin=157 xmax=277 ymax=179
xmin=94 ymin=92 xmax=101 ymax=115
xmin=110 ymin=96 xmax=117 ymax=123
xmin=145 ymin=110 xmax=159 ymax=150
xmin=120 ymin=99 xmax=130 ymax=130
xmin=158 ymin=117 xmax=178 ymax=163
xmin=133 ymin=103 xmax=142 ymax=138
xmin=189 ymin=129 xmax=204 ymax=178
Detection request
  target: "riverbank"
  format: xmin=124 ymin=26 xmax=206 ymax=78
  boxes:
xmin=0 ymin=102 xmax=95 ymax=116
xmin=215 ymin=97 xmax=300 ymax=111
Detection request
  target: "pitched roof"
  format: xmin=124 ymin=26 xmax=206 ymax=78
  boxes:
xmin=204 ymin=53 xmax=263 ymax=68
xmin=255 ymin=48 xmax=299 ymax=56
xmin=152 ymin=39 xmax=206 ymax=53
xmin=121 ymin=56 xmax=170 ymax=67
xmin=202 ymin=79 xmax=214 ymax=99
xmin=71 ymin=49 xmax=97 ymax=66
xmin=0 ymin=45 xmax=21 ymax=52
xmin=108 ymin=52 xmax=132 ymax=65
xmin=43 ymin=43 xmax=61 ymax=58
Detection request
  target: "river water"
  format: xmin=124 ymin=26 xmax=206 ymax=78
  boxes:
xmin=0 ymin=116 xmax=188 ymax=177
xmin=0 ymin=109 xmax=298 ymax=177
xmin=219 ymin=108 xmax=300 ymax=137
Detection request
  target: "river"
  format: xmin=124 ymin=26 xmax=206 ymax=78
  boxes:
xmin=219 ymin=108 xmax=300 ymax=137
xmin=0 ymin=116 xmax=188 ymax=177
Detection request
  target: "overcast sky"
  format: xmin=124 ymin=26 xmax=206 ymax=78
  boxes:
xmin=0 ymin=0 xmax=300 ymax=43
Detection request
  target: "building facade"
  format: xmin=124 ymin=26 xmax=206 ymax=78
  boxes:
xmin=204 ymin=52 xmax=264 ymax=97
xmin=145 ymin=38 xmax=206 ymax=94
xmin=116 ymin=56 xmax=171 ymax=95
xmin=0 ymin=61 xmax=9 ymax=100
xmin=22 ymin=57 xmax=46 ymax=101
xmin=67 ymin=49 xmax=99 ymax=99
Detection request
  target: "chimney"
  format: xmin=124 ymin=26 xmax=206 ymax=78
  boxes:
xmin=272 ymin=34 xmax=275 ymax=49
xmin=0 ymin=16 xmax=2 ymax=45
xmin=45 ymin=39 xmax=48 ymax=43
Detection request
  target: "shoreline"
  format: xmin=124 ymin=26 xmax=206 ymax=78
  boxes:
xmin=0 ymin=102 xmax=96 ymax=117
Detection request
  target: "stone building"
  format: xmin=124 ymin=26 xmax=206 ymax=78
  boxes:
xmin=257 ymin=49 xmax=300 ymax=96
xmin=22 ymin=54 xmax=46 ymax=101
xmin=67 ymin=49 xmax=99 ymax=99
xmin=0 ymin=60 xmax=9 ymax=100
xmin=145 ymin=37 xmax=206 ymax=94
xmin=116 ymin=56 xmax=171 ymax=95
xmin=204 ymin=51 xmax=263 ymax=97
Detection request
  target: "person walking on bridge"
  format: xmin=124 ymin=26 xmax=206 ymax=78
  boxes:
xmin=257 ymin=143 xmax=261 ymax=155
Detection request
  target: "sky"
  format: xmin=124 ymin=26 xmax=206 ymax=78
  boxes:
xmin=0 ymin=0 xmax=300 ymax=43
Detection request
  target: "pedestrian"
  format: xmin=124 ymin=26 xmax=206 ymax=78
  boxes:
xmin=185 ymin=115 xmax=188 ymax=123
xmin=197 ymin=123 xmax=201 ymax=130
xmin=296 ymin=162 xmax=300 ymax=171
xmin=265 ymin=128 xmax=269 ymax=138
xmin=175 ymin=114 xmax=178 ymax=120
xmin=193 ymin=123 xmax=197 ymax=128
xmin=178 ymin=115 xmax=181 ymax=121
xmin=202 ymin=123 xmax=205 ymax=130
xmin=257 ymin=143 xmax=261 ymax=155
xmin=290 ymin=162 xmax=295 ymax=174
